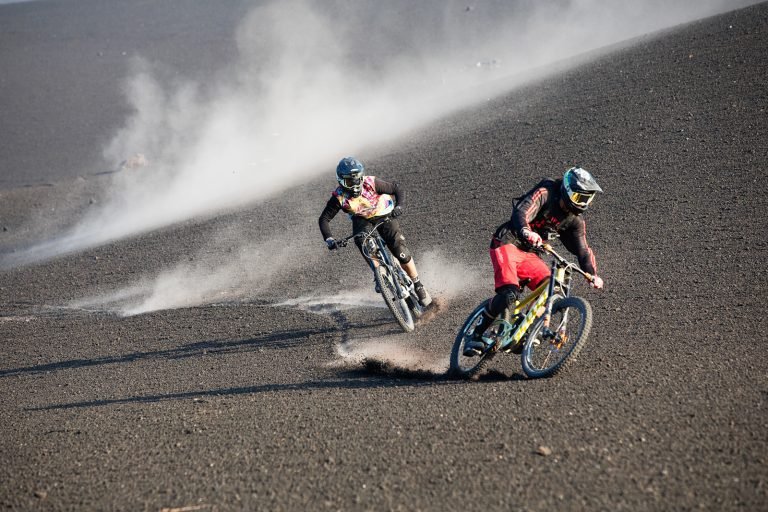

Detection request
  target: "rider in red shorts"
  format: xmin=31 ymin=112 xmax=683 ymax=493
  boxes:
xmin=464 ymin=167 xmax=604 ymax=356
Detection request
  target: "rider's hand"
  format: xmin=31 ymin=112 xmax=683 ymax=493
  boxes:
xmin=391 ymin=206 xmax=403 ymax=218
xmin=521 ymin=228 xmax=542 ymax=247
xmin=325 ymin=237 xmax=338 ymax=250
xmin=589 ymin=275 xmax=604 ymax=290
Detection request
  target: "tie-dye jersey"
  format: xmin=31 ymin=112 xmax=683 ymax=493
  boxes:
xmin=333 ymin=175 xmax=395 ymax=219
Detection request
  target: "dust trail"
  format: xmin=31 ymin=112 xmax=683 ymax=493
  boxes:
xmin=333 ymin=338 xmax=450 ymax=377
xmin=276 ymin=288 xmax=384 ymax=314
xmin=279 ymin=249 xmax=484 ymax=317
xmin=319 ymin=248 xmax=484 ymax=377
xmin=3 ymin=0 xmax=756 ymax=269
xmin=69 ymin=230 xmax=310 ymax=316
xmin=66 ymin=237 xmax=483 ymax=317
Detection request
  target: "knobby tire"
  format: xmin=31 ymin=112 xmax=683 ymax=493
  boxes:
xmin=521 ymin=296 xmax=592 ymax=378
xmin=449 ymin=301 xmax=495 ymax=379
xmin=374 ymin=264 xmax=415 ymax=332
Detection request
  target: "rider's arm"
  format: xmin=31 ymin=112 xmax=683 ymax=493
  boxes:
xmin=560 ymin=217 xmax=597 ymax=275
xmin=374 ymin=178 xmax=404 ymax=207
xmin=511 ymin=186 xmax=548 ymax=234
xmin=318 ymin=197 xmax=342 ymax=240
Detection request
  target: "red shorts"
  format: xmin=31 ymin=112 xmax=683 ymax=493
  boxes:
xmin=490 ymin=243 xmax=550 ymax=291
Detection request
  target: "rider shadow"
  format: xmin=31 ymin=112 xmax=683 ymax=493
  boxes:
xmin=0 ymin=325 xmax=336 ymax=379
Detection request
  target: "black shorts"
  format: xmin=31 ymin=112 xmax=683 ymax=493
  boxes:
xmin=352 ymin=216 xmax=412 ymax=264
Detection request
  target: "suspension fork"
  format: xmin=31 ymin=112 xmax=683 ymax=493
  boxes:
xmin=364 ymin=237 xmax=384 ymax=270
xmin=383 ymin=241 xmax=413 ymax=297
xmin=542 ymin=262 xmax=569 ymax=333
xmin=367 ymin=237 xmax=405 ymax=291
xmin=374 ymin=237 xmax=391 ymax=269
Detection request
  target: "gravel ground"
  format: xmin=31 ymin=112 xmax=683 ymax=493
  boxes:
xmin=1 ymin=1 xmax=766 ymax=511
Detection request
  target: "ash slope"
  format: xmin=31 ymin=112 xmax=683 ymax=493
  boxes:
xmin=1 ymin=3 xmax=767 ymax=512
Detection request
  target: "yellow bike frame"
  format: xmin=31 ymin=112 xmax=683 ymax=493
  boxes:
xmin=507 ymin=266 xmax=567 ymax=345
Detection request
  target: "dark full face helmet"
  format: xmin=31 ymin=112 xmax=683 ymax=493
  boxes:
xmin=561 ymin=167 xmax=603 ymax=213
xmin=336 ymin=157 xmax=365 ymax=197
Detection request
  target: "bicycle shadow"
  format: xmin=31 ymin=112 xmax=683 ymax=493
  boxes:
xmin=27 ymin=368 xmax=456 ymax=411
xmin=356 ymin=361 xmax=527 ymax=382
xmin=25 ymin=348 xmax=528 ymax=411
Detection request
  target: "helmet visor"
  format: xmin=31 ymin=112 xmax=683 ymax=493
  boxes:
xmin=568 ymin=191 xmax=595 ymax=208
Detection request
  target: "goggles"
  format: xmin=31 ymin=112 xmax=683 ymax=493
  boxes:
xmin=342 ymin=176 xmax=362 ymax=188
xmin=568 ymin=190 xmax=595 ymax=208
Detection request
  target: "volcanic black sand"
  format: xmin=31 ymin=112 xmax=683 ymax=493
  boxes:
xmin=1 ymin=1 xmax=767 ymax=511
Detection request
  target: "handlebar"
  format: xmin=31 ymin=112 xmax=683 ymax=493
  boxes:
xmin=336 ymin=217 xmax=392 ymax=248
xmin=539 ymin=242 xmax=595 ymax=282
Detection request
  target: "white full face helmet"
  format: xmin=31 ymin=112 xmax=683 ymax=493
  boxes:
xmin=561 ymin=167 xmax=603 ymax=213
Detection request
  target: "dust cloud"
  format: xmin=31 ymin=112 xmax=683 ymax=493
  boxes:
xmin=5 ymin=0 xmax=753 ymax=268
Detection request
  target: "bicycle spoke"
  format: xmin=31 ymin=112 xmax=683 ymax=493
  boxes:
xmin=522 ymin=297 xmax=592 ymax=378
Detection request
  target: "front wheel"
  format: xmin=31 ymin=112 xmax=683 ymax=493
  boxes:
xmin=374 ymin=264 xmax=415 ymax=332
xmin=521 ymin=296 xmax=592 ymax=378
xmin=393 ymin=261 xmax=423 ymax=319
xmin=449 ymin=301 xmax=495 ymax=379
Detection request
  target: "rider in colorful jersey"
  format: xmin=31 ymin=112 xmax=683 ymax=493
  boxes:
xmin=464 ymin=167 xmax=604 ymax=356
xmin=319 ymin=157 xmax=432 ymax=307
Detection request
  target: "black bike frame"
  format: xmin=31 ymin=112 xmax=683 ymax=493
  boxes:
xmin=341 ymin=219 xmax=413 ymax=300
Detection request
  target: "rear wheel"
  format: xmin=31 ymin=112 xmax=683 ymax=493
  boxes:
xmin=449 ymin=301 xmax=495 ymax=379
xmin=374 ymin=264 xmax=415 ymax=332
xmin=521 ymin=296 xmax=592 ymax=378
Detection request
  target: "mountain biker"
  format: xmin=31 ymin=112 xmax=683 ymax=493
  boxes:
xmin=319 ymin=156 xmax=432 ymax=308
xmin=464 ymin=166 xmax=604 ymax=356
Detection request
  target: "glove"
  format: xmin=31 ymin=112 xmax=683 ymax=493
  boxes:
xmin=325 ymin=237 xmax=338 ymax=250
xmin=521 ymin=228 xmax=542 ymax=247
xmin=391 ymin=206 xmax=403 ymax=218
xmin=589 ymin=275 xmax=604 ymax=289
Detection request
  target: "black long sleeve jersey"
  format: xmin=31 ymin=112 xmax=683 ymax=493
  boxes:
xmin=493 ymin=178 xmax=597 ymax=275
xmin=318 ymin=177 xmax=403 ymax=240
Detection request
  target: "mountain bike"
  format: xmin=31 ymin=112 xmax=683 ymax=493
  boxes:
xmin=338 ymin=219 xmax=424 ymax=332
xmin=449 ymin=242 xmax=595 ymax=379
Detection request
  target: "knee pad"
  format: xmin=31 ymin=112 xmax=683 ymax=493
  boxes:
xmin=490 ymin=285 xmax=520 ymax=315
xmin=393 ymin=245 xmax=412 ymax=265
xmin=390 ymin=235 xmax=412 ymax=265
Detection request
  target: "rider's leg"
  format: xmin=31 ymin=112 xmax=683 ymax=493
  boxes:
xmin=470 ymin=284 xmax=520 ymax=340
xmin=517 ymin=252 xmax=551 ymax=291
xmin=401 ymin=258 xmax=431 ymax=306
xmin=484 ymin=249 xmax=550 ymax=321
xmin=380 ymin=219 xmax=432 ymax=306
xmin=463 ymin=244 xmax=521 ymax=356
xmin=488 ymin=285 xmax=522 ymax=317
